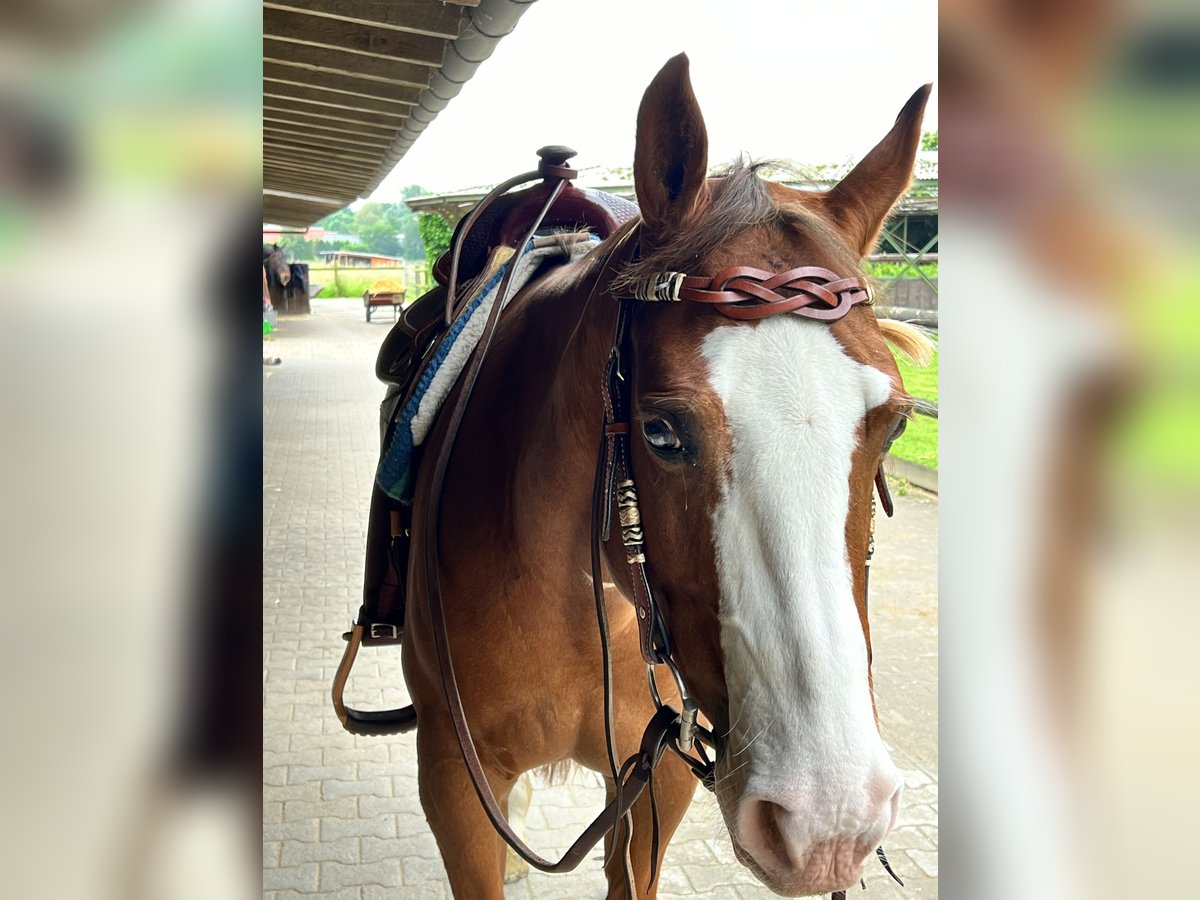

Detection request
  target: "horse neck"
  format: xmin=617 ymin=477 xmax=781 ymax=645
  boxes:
xmin=523 ymin=255 xmax=620 ymax=446
xmin=474 ymin=250 xmax=622 ymax=534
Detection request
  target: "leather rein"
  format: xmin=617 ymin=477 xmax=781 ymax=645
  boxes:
xmin=416 ymin=166 xmax=899 ymax=895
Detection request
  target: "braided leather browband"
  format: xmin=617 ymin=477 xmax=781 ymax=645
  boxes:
xmin=629 ymin=265 xmax=872 ymax=321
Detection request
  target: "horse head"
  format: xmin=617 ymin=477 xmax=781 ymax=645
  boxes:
xmin=264 ymin=242 xmax=291 ymax=287
xmin=608 ymin=54 xmax=931 ymax=895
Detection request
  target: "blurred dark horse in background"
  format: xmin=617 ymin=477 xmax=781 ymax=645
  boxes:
xmin=263 ymin=242 xmax=290 ymax=290
xmin=263 ymin=243 xmax=311 ymax=314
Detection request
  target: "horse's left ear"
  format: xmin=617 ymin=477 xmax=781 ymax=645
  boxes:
xmin=823 ymin=84 xmax=932 ymax=257
xmin=634 ymin=53 xmax=709 ymax=240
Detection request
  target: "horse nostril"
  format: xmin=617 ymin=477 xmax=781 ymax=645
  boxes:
xmin=734 ymin=775 xmax=903 ymax=889
xmin=738 ymin=797 xmax=797 ymax=872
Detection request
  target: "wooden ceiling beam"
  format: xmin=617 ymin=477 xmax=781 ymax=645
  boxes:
xmin=262 ymin=43 xmax=432 ymax=90
xmin=264 ymin=181 xmax=362 ymax=205
xmin=264 ymin=8 xmax=445 ymax=67
xmin=264 ymin=110 xmax=400 ymax=142
xmin=264 ymin=124 xmax=391 ymax=152
xmin=263 ymin=96 xmax=407 ymax=128
xmin=264 ymin=140 xmax=380 ymax=168
xmin=264 ymin=157 xmax=370 ymax=182
xmin=265 ymin=66 xmax=424 ymax=105
xmin=265 ymin=182 xmax=361 ymax=204
xmin=265 ymin=143 xmax=376 ymax=171
xmin=265 ymin=157 xmax=376 ymax=183
xmin=264 ymin=108 xmax=398 ymax=139
xmin=264 ymin=163 xmax=368 ymax=192
xmin=263 ymin=1 xmax=467 ymax=40
xmin=263 ymin=197 xmax=347 ymax=228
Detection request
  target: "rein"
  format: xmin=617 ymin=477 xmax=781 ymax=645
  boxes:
xmin=418 ymin=165 xmax=669 ymax=874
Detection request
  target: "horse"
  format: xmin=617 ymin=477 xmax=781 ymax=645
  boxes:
xmin=263 ymin=242 xmax=290 ymax=289
xmin=263 ymin=242 xmax=312 ymax=314
xmin=399 ymin=55 xmax=932 ymax=898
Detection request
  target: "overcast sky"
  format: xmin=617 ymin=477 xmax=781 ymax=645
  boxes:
xmin=369 ymin=0 xmax=937 ymax=199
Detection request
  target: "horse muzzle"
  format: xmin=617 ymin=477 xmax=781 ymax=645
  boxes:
xmin=723 ymin=764 xmax=903 ymax=896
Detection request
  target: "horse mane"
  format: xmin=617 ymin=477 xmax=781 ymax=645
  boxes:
xmin=612 ymin=159 xmax=859 ymax=294
xmin=877 ymin=318 xmax=936 ymax=366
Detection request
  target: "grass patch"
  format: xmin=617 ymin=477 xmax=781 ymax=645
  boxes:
xmin=307 ymin=265 xmax=430 ymax=300
xmin=315 ymin=272 xmax=399 ymax=299
xmin=864 ymin=261 xmax=938 ymax=280
xmin=892 ymin=411 xmax=938 ymax=469
xmin=891 ymin=344 xmax=938 ymax=469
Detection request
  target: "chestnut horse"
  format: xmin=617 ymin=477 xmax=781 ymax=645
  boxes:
xmin=402 ymin=55 xmax=932 ymax=898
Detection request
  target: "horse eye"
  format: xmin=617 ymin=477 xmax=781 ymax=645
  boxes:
xmin=884 ymin=416 xmax=907 ymax=449
xmin=642 ymin=417 xmax=683 ymax=453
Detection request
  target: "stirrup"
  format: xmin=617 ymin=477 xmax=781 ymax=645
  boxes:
xmin=331 ymin=623 xmax=418 ymax=736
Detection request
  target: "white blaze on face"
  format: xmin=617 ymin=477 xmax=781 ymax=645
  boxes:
xmin=701 ymin=315 xmax=897 ymax=852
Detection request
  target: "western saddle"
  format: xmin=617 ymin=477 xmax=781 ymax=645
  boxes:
xmin=334 ymin=146 xmax=638 ymax=735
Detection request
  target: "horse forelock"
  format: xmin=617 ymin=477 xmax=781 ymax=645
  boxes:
xmin=613 ymin=159 xmax=861 ymax=296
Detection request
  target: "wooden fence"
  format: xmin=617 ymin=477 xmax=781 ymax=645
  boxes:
xmin=305 ymin=258 xmax=938 ymax=322
xmin=306 ymin=263 xmax=431 ymax=299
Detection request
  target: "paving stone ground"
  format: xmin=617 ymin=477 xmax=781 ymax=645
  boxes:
xmin=264 ymin=299 xmax=938 ymax=899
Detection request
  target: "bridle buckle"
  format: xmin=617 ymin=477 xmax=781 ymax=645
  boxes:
xmin=646 ymin=656 xmax=700 ymax=753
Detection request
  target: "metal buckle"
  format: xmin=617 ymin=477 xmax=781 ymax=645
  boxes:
xmin=369 ymin=623 xmax=400 ymax=640
xmin=646 ymin=656 xmax=699 ymax=752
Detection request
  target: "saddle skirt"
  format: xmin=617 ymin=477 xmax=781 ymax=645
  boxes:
xmin=376 ymin=234 xmax=599 ymax=502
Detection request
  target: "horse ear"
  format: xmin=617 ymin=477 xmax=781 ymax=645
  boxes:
xmin=823 ymin=84 xmax=932 ymax=257
xmin=634 ymin=54 xmax=709 ymax=239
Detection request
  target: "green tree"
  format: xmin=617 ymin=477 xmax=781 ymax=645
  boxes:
xmin=317 ymin=207 xmax=356 ymax=234
xmin=359 ymin=222 xmax=402 ymax=256
xmin=355 ymin=203 xmax=402 ymax=256
xmin=418 ymin=213 xmax=452 ymax=268
xmin=920 ymin=130 xmax=938 ymax=151
xmin=288 ymin=239 xmax=318 ymax=261
xmin=397 ymin=217 xmax=423 ymax=261
xmin=308 ymin=190 xmax=433 ymax=261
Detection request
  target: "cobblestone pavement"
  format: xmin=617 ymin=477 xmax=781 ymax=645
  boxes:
xmin=264 ymin=299 xmax=938 ymax=899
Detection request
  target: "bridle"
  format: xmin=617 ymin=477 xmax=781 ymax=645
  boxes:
xmin=588 ymin=228 xmax=899 ymax=895
xmin=417 ymin=165 xmax=901 ymax=897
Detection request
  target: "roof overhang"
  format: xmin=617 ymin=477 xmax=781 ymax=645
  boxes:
xmin=263 ymin=0 xmax=534 ymax=227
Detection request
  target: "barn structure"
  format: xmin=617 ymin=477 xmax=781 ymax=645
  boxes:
xmin=406 ymin=154 xmax=941 ymax=323
xmin=263 ymin=0 xmax=535 ymax=228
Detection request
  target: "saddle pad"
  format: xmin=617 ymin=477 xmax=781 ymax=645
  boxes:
xmin=376 ymin=235 xmax=600 ymax=502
